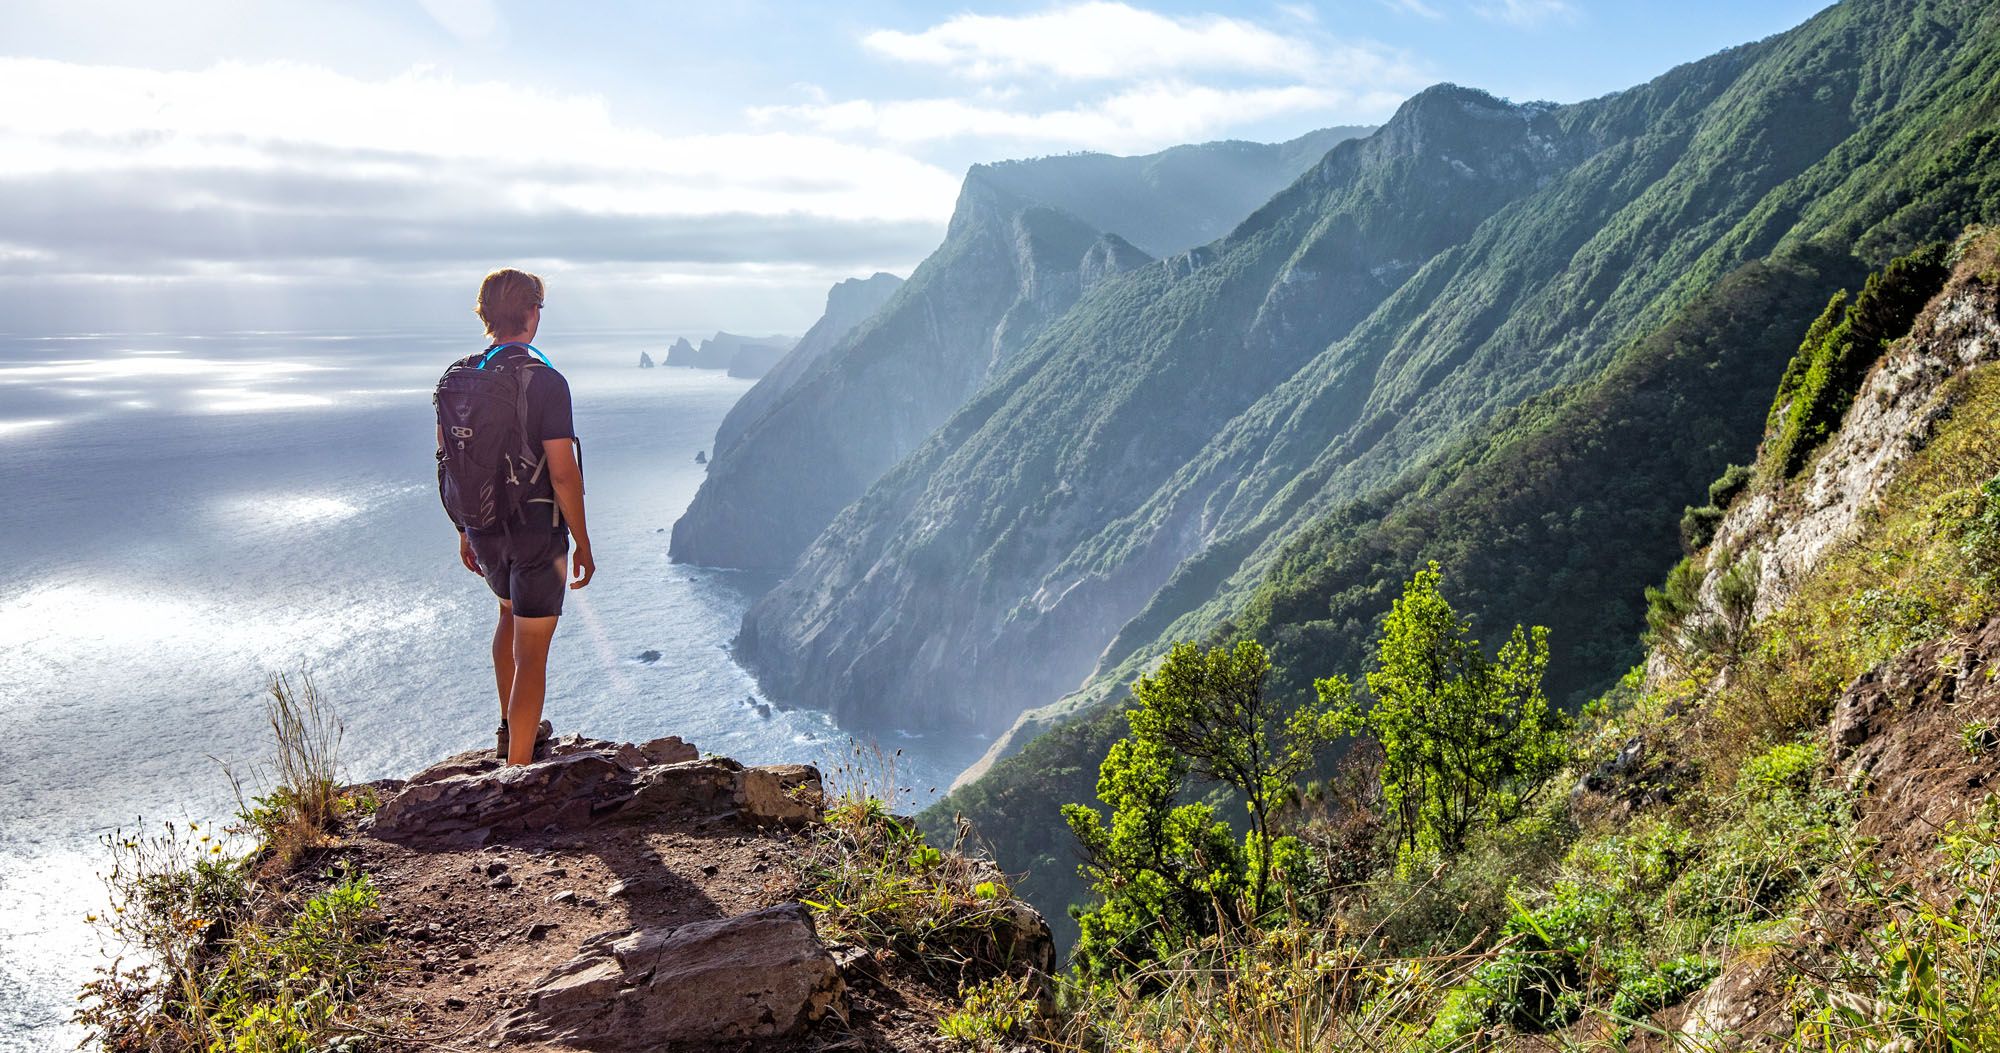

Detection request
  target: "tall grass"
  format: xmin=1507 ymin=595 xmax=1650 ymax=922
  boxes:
xmin=77 ymin=672 xmax=383 ymax=1052
xmin=233 ymin=672 xmax=356 ymax=871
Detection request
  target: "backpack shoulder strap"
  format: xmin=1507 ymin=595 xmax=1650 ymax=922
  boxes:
xmin=479 ymin=342 xmax=552 ymax=369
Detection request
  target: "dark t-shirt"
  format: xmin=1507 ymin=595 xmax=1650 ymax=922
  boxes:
xmin=467 ymin=345 xmax=574 ymax=536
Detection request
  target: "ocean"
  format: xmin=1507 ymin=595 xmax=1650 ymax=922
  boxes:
xmin=0 ymin=329 xmax=978 ymax=1050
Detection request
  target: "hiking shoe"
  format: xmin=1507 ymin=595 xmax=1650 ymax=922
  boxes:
xmin=496 ymin=719 xmax=557 ymax=760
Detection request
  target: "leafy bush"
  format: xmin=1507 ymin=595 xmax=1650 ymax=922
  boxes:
xmin=1064 ymin=639 xmax=1344 ymax=977
xmin=1738 ymin=741 xmax=1821 ymax=796
xmin=939 ymin=974 xmax=1037 ymax=1047
xmin=1766 ymin=244 xmax=1951 ymax=478
xmin=1960 ymin=473 xmax=2000 ymax=583
xmin=1339 ymin=563 xmax=1570 ymax=865
xmin=1681 ymin=503 xmax=1725 ymax=553
xmin=1707 ymin=463 xmax=1754 ymax=510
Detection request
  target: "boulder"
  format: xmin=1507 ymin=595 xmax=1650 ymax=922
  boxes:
xmin=492 ymin=902 xmax=843 ymax=1047
xmin=371 ymin=751 xmax=632 ymax=847
xmin=367 ymin=735 xmax=821 ymax=846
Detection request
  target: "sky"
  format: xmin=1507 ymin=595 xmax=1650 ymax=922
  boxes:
xmin=0 ymin=0 xmax=1833 ymax=338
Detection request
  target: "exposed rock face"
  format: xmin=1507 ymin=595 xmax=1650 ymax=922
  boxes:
xmin=665 ymin=331 xmax=795 ymax=373
xmin=737 ymin=86 xmax=1612 ymax=734
xmin=711 ymin=272 xmax=905 ymax=458
xmin=671 ymin=126 xmax=1369 ymax=573
xmin=637 ymin=351 xmax=654 ymax=369
xmin=354 ymin=733 xmax=1055 ymax=1051
xmin=368 ymin=735 xmax=818 ymax=848
xmin=493 ymin=903 xmax=843 ymax=1048
xmin=663 ymin=336 xmax=698 ymax=367
xmin=1699 ymin=270 xmax=2000 ymax=623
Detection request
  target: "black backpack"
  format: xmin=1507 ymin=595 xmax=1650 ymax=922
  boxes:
xmin=434 ymin=343 xmax=560 ymax=532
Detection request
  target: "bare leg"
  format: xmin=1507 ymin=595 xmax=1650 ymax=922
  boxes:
xmin=492 ymin=602 xmax=515 ymax=724
xmin=506 ymin=613 xmax=560 ymax=765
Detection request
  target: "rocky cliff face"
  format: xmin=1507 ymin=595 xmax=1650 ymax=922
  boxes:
xmin=667 ymin=331 xmax=794 ymax=373
xmin=734 ymin=84 xmax=1631 ymax=734
xmin=347 ymin=734 xmax=1053 ymax=1051
xmin=668 ymin=127 xmax=1369 ymax=574
xmin=1694 ymin=262 xmax=2000 ymax=626
xmin=669 ymin=176 xmax=1148 ymax=571
xmin=744 ymin=0 xmax=2000 ymax=758
xmin=712 ymin=272 xmax=904 ymax=458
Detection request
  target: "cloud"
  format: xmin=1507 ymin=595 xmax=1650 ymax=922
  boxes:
xmin=1473 ymin=0 xmax=1578 ymax=27
xmin=757 ymin=3 xmax=1423 ymax=154
xmin=0 ymin=58 xmax=959 ymax=304
xmin=754 ymin=79 xmax=1405 ymax=153
xmin=861 ymin=2 xmax=1325 ymax=82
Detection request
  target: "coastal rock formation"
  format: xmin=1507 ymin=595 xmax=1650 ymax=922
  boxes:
xmin=670 ymin=125 xmax=1369 ymax=573
xmin=638 ymin=351 xmax=654 ymax=368
xmin=710 ymin=272 xmax=904 ymax=458
xmin=664 ymin=332 xmax=796 ymax=373
xmin=347 ymin=734 xmax=1052 ymax=1051
xmin=663 ymin=336 xmax=698 ymax=367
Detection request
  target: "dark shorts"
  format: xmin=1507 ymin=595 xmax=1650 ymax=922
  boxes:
xmin=467 ymin=528 xmax=569 ymax=618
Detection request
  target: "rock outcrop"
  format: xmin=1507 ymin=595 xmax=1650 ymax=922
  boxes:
xmin=710 ymin=272 xmax=905 ymax=458
xmin=494 ymin=903 xmax=843 ymax=1048
xmin=349 ymin=734 xmax=1051 ymax=1051
xmin=664 ymin=332 xmax=796 ymax=373
xmin=1697 ymin=258 xmax=2000 ymax=624
xmin=638 ymin=351 xmax=655 ymax=369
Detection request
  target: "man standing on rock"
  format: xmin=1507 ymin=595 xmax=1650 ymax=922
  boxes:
xmin=436 ymin=268 xmax=595 ymax=765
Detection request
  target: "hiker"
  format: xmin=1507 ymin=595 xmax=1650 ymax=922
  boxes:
xmin=435 ymin=268 xmax=596 ymax=765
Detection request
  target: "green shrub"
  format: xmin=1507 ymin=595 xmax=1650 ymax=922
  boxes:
xmin=1340 ymin=563 xmax=1570 ymax=866
xmin=1767 ymin=244 xmax=1951 ymax=478
xmin=1707 ymin=463 xmax=1754 ymax=510
xmin=1960 ymin=473 xmax=2000 ymax=582
xmin=1739 ymin=741 xmax=1821 ymax=797
xmin=1680 ymin=504 xmax=1725 ymax=553
xmin=939 ymin=974 xmax=1036 ymax=1046
xmin=1065 ymin=638 xmax=1346 ymax=978
xmin=1644 ymin=557 xmax=1704 ymax=642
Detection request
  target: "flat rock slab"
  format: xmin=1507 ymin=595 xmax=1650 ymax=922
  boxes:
xmin=365 ymin=735 xmax=820 ymax=848
xmin=493 ymin=902 xmax=844 ymax=1048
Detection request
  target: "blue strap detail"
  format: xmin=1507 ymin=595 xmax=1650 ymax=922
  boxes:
xmin=478 ymin=342 xmax=552 ymax=368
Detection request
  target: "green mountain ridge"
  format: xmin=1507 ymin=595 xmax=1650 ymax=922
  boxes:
xmin=669 ymin=127 xmax=1371 ymax=572
xmin=740 ymin=83 xmax=1603 ymax=732
xmin=863 ymin=0 xmax=1998 ymax=945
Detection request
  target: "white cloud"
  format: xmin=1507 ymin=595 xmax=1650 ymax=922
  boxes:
xmin=862 ymin=2 xmax=1325 ymax=82
xmin=0 ymin=59 xmax=958 ymax=223
xmin=757 ymin=2 xmax=1423 ymax=154
xmin=1473 ymin=0 xmax=1577 ymax=27
xmin=754 ymin=79 xmax=1406 ymax=153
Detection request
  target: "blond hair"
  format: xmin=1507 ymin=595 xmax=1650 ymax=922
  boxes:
xmin=475 ymin=268 xmax=544 ymax=338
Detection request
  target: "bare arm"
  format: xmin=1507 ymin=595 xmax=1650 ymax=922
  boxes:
xmin=544 ymin=438 xmax=593 ymax=588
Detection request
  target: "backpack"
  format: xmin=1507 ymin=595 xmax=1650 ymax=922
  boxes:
xmin=434 ymin=342 xmax=560 ymax=532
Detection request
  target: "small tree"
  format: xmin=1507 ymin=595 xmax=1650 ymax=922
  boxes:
xmin=1323 ymin=563 xmax=1569 ymax=865
xmin=1063 ymin=639 xmax=1348 ymax=976
xmin=1062 ymin=734 xmax=1242 ymax=978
